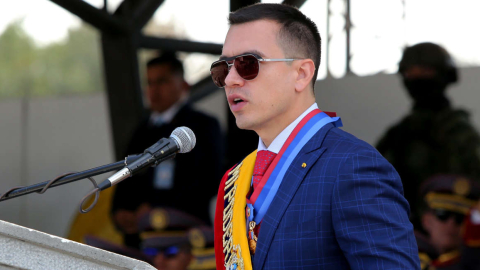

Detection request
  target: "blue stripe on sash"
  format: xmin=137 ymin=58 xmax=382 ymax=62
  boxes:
xmin=252 ymin=113 xmax=341 ymax=223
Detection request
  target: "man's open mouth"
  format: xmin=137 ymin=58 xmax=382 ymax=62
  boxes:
xmin=233 ymin=98 xmax=244 ymax=104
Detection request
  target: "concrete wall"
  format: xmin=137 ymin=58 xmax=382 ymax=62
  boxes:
xmin=0 ymin=93 xmax=113 ymax=237
xmin=0 ymin=66 xmax=479 ymax=238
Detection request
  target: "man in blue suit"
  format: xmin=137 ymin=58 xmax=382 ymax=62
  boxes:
xmin=212 ymin=3 xmax=420 ymax=270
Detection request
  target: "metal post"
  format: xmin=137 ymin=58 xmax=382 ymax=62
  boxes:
xmin=101 ymin=33 xmax=144 ymax=159
xmin=345 ymin=0 xmax=351 ymax=74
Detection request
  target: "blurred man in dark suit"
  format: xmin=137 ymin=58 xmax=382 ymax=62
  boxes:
xmin=112 ymin=53 xmax=224 ymax=247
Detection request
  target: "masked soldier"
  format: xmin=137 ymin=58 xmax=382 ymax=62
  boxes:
xmin=376 ymin=42 xmax=480 ymax=218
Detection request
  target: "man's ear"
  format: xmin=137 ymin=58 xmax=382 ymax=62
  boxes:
xmin=294 ymin=59 xmax=315 ymax=93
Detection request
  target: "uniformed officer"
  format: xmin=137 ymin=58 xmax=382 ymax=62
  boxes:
xmin=139 ymin=208 xmax=215 ymax=270
xmin=415 ymin=175 xmax=480 ymax=270
xmin=85 ymin=207 xmax=215 ymax=270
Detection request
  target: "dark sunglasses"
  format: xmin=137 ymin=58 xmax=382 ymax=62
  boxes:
xmin=210 ymin=53 xmax=302 ymax=88
xmin=433 ymin=209 xmax=465 ymax=225
xmin=143 ymin=246 xmax=180 ymax=258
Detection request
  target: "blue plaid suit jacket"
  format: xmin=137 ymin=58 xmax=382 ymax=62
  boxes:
xmin=253 ymin=123 xmax=420 ymax=270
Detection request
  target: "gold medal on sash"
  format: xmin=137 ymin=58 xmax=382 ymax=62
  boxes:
xmin=248 ymin=221 xmax=258 ymax=254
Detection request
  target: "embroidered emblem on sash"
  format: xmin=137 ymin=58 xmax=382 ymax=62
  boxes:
xmin=223 ymin=162 xmax=245 ymax=270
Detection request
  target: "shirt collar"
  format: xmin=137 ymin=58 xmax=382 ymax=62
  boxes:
xmin=258 ymin=103 xmax=319 ymax=154
xmin=149 ymin=96 xmax=188 ymax=126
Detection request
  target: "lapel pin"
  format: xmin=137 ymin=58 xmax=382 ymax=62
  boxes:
xmin=302 ymin=163 xmax=307 ymax=168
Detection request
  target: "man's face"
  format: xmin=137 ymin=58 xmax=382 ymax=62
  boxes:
xmin=422 ymin=210 xmax=463 ymax=253
xmin=222 ymin=20 xmax=298 ymax=132
xmin=153 ymin=250 xmax=192 ymax=270
xmin=402 ymin=65 xmax=437 ymax=80
xmin=147 ymin=64 xmax=187 ymax=113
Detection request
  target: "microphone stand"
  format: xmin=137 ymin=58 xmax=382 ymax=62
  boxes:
xmin=0 ymin=154 xmax=142 ymax=202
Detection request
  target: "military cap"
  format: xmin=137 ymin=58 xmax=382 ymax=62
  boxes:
xmin=138 ymin=207 xmax=205 ymax=232
xmin=420 ymin=174 xmax=480 ymax=214
xmin=141 ymin=231 xmax=190 ymax=249
xmin=139 ymin=207 xmax=205 ymax=247
xmin=138 ymin=208 xmax=215 ymax=270
xmin=188 ymin=226 xmax=214 ymax=249
xmin=399 ymin=42 xmax=458 ymax=84
xmin=187 ymin=227 xmax=216 ymax=270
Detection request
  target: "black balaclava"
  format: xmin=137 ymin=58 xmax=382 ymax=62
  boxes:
xmin=403 ymin=75 xmax=450 ymax=111
xmin=399 ymin=43 xmax=458 ymax=112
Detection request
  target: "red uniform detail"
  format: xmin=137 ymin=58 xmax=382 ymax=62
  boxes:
xmin=214 ymin=165 xmax=235 ymax=270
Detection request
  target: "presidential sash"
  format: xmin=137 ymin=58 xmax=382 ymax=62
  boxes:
xmin=214 ymin=109 xmax=342 ymax=270
xmin=215 ymin=152 xmax=257 ymax=270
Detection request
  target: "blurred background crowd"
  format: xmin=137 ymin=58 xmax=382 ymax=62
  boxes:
xmin=1 ymin=0 xmax=480 ymax=269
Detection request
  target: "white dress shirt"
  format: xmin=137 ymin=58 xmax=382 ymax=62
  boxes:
xmin=258 ymin=103 xmax=319 ymax=154
xmin=149 ymin=95 xmax=188 ymax=126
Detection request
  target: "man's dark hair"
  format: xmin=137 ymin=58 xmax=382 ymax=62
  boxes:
xmin=229 ymin=3 xmax=321 ymax=88
xmin=147 ymin=52 xmax=185 ymax=77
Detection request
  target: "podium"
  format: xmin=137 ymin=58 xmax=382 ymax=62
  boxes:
xmin=0 ymin=220 xmax=156 ymax=270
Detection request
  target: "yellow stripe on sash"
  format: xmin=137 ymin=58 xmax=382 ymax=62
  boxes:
xmin=231 ymin=150 xmax=256 ymax=270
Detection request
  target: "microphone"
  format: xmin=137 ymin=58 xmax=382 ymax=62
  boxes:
xmin=98 ymin=127 xmax=196 ymax=191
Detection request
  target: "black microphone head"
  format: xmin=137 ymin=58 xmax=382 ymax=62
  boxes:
xmin=170 ymin=127 xmax=196 ymax=153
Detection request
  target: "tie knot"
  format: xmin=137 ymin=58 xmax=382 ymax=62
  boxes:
xmin=254 ymin=150 xmax=277 ymax=177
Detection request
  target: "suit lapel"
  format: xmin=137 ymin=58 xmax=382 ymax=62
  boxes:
xmin=253 ymin=123 xmax=335 ymax=269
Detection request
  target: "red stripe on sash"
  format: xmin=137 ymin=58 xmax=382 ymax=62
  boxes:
xmin=250 ymin=109 xmax=321 ymax=202
xmin=214 ymin=166 xmax=235 ymax=270
xmin=324 ymin=111 xmax=336 ymax=117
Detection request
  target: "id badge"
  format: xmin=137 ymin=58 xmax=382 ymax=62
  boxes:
xmin=153 ymin=159 xmax=175 ymax=189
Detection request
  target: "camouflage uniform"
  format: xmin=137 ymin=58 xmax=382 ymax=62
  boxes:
xmin=377 ymin=107 xmax=480 ymax=216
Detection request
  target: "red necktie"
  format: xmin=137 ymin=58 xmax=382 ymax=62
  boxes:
xmin=252 ymin=150 xmax=277 ymax=190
